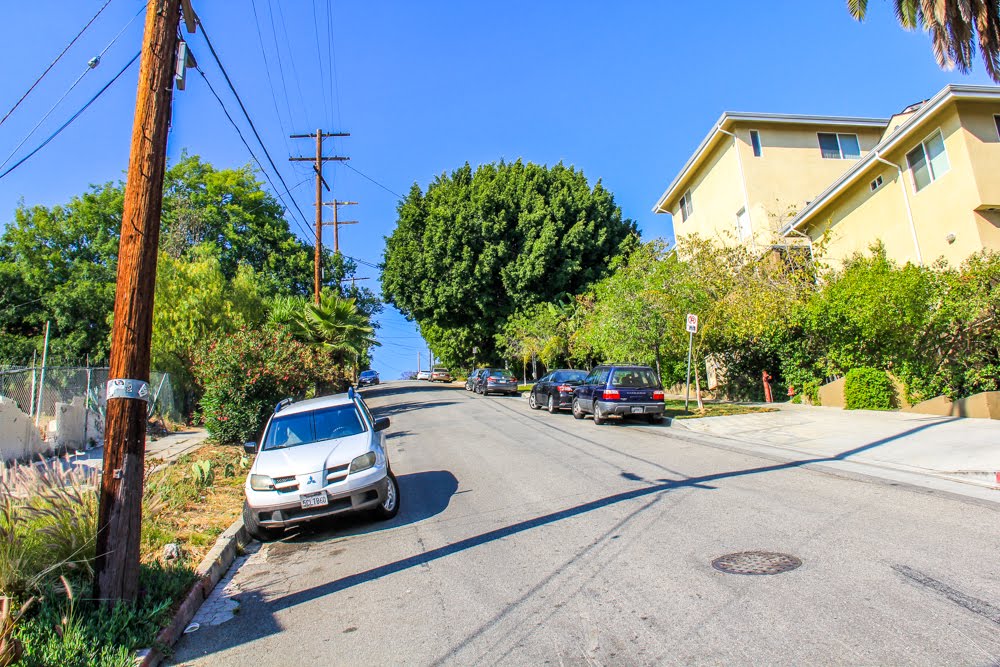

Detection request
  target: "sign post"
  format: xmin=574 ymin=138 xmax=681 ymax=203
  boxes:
xmin=684 ymin=314 xmax=698 ymax=413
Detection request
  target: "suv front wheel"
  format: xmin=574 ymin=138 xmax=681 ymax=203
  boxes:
xmin=373 ymin=470 xmax=401 ymax=520
xmin=243 ymin=502 xmax=283 ymax=542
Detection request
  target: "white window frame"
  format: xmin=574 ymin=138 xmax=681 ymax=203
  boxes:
xmin=817 ymin=132 xmax=861 ymax=159
xmin=906 ymin=129 xmax=950 ymax=193
xmin=994 ymin=114 xmax=1000 ymax=141
xmin=869 ymin=175 xmax=884 ymax=192
xmin=678 ymin=189 xmax=693 ymax=222
xmin=749 ymin=130 xmax=762 ymax=157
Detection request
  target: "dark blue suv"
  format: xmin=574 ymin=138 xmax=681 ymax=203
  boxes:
xmin=572 ymin=365 xmax=665 ymax=425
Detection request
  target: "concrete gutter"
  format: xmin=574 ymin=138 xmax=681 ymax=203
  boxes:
xmin=135 ymin=517 xmax=249 ymax=667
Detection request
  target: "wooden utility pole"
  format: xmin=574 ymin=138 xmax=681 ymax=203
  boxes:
xmin=290 ymin=130 xmax=348 ymax=303
xmin=95 ymin=0 xmax=184 ymax=605
xmin=323 ymin=200 xmax=358 ymax=253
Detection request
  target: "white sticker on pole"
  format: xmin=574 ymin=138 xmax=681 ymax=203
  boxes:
xmin=686 ymin=313 xmax=699 ymax=334
xmin=106 ymin=378 xmax=150 ymax=401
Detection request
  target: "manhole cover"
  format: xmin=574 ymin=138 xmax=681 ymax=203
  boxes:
xmin=712 ymin=551 xmax=802 ymax=575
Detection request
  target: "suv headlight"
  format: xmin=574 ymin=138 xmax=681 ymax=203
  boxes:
xmin=250 ymin=474 xmax=274 ymax=491
xmin=349 ymin=451 xmax=376 ymax=474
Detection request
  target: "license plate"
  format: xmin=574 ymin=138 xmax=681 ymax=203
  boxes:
xmin=631 ymin=406 xmax=644 ymax=414
xmin=300 ymin=492 xmax=329 ymax=509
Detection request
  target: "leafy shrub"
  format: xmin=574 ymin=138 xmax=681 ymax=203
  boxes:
xmin=803 ymin=380 xmax=821 ymax=406
xmin=844 ymin=367 xmax=896 ymax=410
xmin=190 ymin=460 xmax=213 ymax=489
xmin=194 ymin=326 xmax=341 ymax=446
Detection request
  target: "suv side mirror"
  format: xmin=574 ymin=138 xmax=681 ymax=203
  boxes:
xmin=243 ymin=441 xmax=257 ymax=455
xmin=374 ymin=417 xmax=390 ymax=432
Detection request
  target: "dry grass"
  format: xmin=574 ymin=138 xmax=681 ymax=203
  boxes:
xmin=141 ymin=443 xmax=246 ymax=565
xmin=664 ymin=400 xmax=777 ymax=420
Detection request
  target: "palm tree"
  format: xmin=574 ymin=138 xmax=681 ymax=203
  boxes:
xmin=269 ymin=294 xmax=379 ymax=381
xmin=849 ymin=0 xmax=1000 ymax=82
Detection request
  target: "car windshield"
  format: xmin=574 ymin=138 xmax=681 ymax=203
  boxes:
xmin=553 ymin=370 xmax=587 ymax=383
xmin=610 ymin=368 xmax=660 ymax=388
xmin=360 ymin=371 xmax=377 ymax=378
xmin=433 ymin=367 xmax=448 ymax=373
xmin=263 ymin=404 xmax=367 ymax=450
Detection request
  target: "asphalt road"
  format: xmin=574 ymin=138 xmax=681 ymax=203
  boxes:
xmin=172 ymin=381 xmax=1000 ymax=666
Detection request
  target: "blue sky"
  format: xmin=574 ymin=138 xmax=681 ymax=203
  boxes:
xmin=1 ymin=0 xmax=995 ymax=379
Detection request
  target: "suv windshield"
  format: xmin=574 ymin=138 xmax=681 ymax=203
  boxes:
xmin=610 ymin=368 xmax=660 ymax=388
xmin=263 ymin=403 xmax=367 ymax=450
xmin=360 ymin=371 xmax=377 ymax=377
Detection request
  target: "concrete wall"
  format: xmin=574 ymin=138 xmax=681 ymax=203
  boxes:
xmin=739 ymin=123 xmax=883 ymax=244
xmin=818 ymin=377 xmax=846 ymax=408
xmin=52 ymin=397 xmax=103 ymax=451
xmin=670 ymin=139 xmax=745 ymax=245
xmin=0 ymin=397 xmax=46 ymax=462
xmin=804 ymin=101 xmax=1000 ymax=268
xmin=904 ymin=391 xmax=1000 ymax=419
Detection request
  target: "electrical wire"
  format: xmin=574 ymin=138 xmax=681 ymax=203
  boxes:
xmin=273 ymin=0 xmax=310 ymax=128
xmin=195 ymin=18 xmax=314 ymax=236
xmin=0 ymin=0 xmax=114 ymax=129
xmin=0 ymin=2 xmax=147 ymax=172
xmin=193 ymin=64 xmax=315 ymax=242
xmin=248 ymin=0 xmax=293 ymax=159
xmin=311 ymin=0 xmax=331 ymax=124
xmin=0 ymin=51 xmax=140 ymax=182
xmin=342 ymin=162 xmax=405 ymax=201
xmin=325 ymin=0 xmax=343 ymax=140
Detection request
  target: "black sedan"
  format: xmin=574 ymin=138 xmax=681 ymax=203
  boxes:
xmin=527 ymin=369 xmax=588 ymax=413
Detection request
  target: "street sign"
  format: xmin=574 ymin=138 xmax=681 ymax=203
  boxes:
xmin=686 ymin=313 xmax=699 ymax=333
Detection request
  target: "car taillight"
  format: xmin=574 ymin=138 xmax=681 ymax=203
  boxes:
xmin=653 ymin=390 xmax=665 ymax=400
xmin=602 ymin=389 xmax=620 ymax=400
xmin=557 ymin=385 xmax=573 ymax=392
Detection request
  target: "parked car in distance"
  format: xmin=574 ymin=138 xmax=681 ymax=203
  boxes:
xmin=475 ymin=368 xmax=519 ymax=396
xmin=466 ymin=368 xmax=487 ymax=391
xmin=242 ymin=389 xmax=399 ymax=541
xmin=431 ymin=367 xmax=453 ymax=382
xmin=415 ymin=370 xmax=432 ymax=381
xmin=528 ymin=369 xmax=588 ymax=413
xmin=358 ymin=369 xmax=379 ymax=387
xmin=572 ymin=364 xmax=665 ymax=425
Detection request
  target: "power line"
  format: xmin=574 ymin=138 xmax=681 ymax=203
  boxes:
xmin=192 ymin=64 xmax=315 ymax=242
xmin=342 ymin=162 xmax=405 ymax=201
xmin=310 ymin=0 xmax=331 ymax=124
xmin=325 ymin=0 xmax=343 ymax=142
xmin=0 ymin=0 xmax=115 ymax=129
xmin=195 ymin=17 xmax=313 ymax=236
xmin=0 ymin=51 xmax=140 ymax=182
xmin=248 ymin=0 xmax=293 ymax=159
xmin=0 ymin=3 xmax=147 ymax=173
xmin=262 ymin=0 xmax=298 ymax=136
xmin=273 ymin=0 xmax=310 ymax=128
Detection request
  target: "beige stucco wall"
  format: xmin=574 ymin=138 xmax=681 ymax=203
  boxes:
xmin=737 ymin=123 xmax=883 ymax=245
xmin=803 ymin=102 xmax=999 ymax=267
xmin=670 ymin=139 xmax=745 ymax=245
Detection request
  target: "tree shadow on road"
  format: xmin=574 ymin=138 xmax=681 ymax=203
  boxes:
xmin=374 ymin=400 xmax=461 ymax=418
xmin=172 ymin=417 xmax=960 ymax=661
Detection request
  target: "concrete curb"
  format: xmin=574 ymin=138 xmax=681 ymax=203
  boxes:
xmin=135 ymin=517 xmax=249 ymax=667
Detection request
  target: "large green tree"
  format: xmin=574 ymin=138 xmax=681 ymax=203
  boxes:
xmin=382 ymin=160 xmax=637 ymax=369
xmin=849 ymin=0 xmax=1000 ymax=82
xmin=0 ymin=155 xmax=328 ymax=365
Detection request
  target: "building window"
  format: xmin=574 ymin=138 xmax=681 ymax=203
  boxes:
xmin=906 ymin=130 xmax=950 ymax=192
xmin=817 ymin=132 xmax=861 ymax=159
xmin=870 ymin=175 xmax=884 ymax=192
xmin=994 ymin=114 xmax=1000 ymax=140
xmin=679 ymin=190 xmax=693 ymax=222
xmin=750 ymin=130 xmax=762 ymax=157
xmin=736 ymin=207 xmax=751 ymax=241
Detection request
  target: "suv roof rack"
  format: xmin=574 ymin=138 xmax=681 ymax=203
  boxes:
xmin=274 ymin=397 xmax=295 ymax=413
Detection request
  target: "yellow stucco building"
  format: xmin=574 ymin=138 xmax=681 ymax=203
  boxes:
xmin=653 ymin=84 xmax=1000 ymax=267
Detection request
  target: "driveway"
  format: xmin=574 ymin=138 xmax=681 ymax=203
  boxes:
xmin=172 ymin=381 xmax=1000 ymax=666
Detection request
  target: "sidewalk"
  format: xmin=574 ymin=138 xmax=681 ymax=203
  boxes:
xmin=671 ymin=403 xmax=1000 ymax=495
xmin=71 ymin=427 xmax=210 ymax=473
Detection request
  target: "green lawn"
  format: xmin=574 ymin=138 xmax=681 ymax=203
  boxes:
xmin=663 ymin=399 xmax=777 ymax=419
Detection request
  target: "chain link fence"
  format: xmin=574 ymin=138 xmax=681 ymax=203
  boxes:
xmin=0 ymin=365 xmax=182 ymax=458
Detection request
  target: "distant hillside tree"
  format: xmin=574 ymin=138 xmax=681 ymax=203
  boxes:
xmin=382 ymin=160 xmax=637 ymax=369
